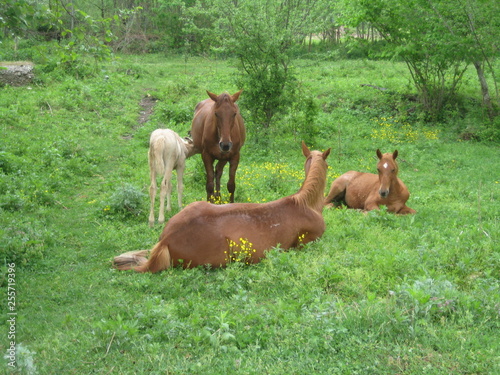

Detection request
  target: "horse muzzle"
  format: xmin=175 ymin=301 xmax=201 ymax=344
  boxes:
xmin=219 ymin=141 xmax=233 ymax=153
xmin=379 ymin=189 xmax=390 ymax=199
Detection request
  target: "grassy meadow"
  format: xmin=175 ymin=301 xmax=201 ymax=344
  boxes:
xmin=1 ymin=54 xmax=499 ymax=374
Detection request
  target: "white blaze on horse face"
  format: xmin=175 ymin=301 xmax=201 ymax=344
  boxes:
xmin=383 ymin=162 xmax=389 ymax=169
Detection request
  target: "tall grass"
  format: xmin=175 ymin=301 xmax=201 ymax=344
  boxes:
xmin=0 ymin=55 xmax=499 ymax=374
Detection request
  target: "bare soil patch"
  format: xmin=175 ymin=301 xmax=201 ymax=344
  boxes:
xmin=122 ymin=91 xmax=158 ymax=140
xmin=138 ymin=93 xmax=158 ymax=125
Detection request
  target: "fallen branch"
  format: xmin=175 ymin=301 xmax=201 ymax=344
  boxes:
xmin=104 ymin=332 xmax=116 ymax=357
xmin=55 ymin=200 xmax=69 ymax=210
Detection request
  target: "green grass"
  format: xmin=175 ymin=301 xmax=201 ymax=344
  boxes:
xmin=1 ymin=54 xmax=499 ymax=374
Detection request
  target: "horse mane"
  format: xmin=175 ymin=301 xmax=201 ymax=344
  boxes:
xmin=292 ymin=152 xmax=328 ymax=213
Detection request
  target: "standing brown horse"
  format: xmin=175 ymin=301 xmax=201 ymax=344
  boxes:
xmin=190 ymin=90 xmax=246 ymax=203
xmin=324 ymin=149 xmax=416 ymax=214
xmin=113 ymin=142 xmax=331 ymax=273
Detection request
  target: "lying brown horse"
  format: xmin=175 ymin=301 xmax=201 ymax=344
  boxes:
xmin=190 ymin=90 xmax=246 ymax=203
xmin=113 ymin=142 xmax=331 ymax=273
xmin=324 ymin=149 xmax=416 ymax=214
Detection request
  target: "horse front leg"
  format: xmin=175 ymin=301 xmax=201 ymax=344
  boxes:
xmin=149 ymin=171 xmax=157 ymax=227
xmin=176 ymin=164 xmax=185 ymax=209
xmin=397 ymin=205 xmax=416 ymax=215
xmin=363 ymin=191 xmax=382 ymax=211
xmin=363 ymin=202 xmax=380 ymax=211
xmin=215 ymin=160 xmax=227 ymax=202
xmin=324 ymin=179 xmax=347 ymax=208
xmin=227 ymin=154 xmax=240 ymax=203
xmin=202 ymin=154 xmax=216 ymax=202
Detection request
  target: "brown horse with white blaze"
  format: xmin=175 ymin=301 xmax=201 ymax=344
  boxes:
xmin=190 ymin=90 xmax=246 ymax=203
xmin=324 ymin=149 xmax=416 ymax=214
xmin=113 ymin=142 xmax=331 ymax=273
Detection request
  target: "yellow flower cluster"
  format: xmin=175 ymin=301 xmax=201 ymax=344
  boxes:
xmin=423 ymin=129 xmax=439 ymax=140
xmin=209 ymin=191 xmax=230 ymax=205
xmin=326 ymin=165 xmax=341 ymax=180
xmin=225 ymin=238 xmax=257 ymax=265
xmin=237 ymin=162 xmax=304 ymax=203
xmin=370 ymin=117 xmax=439 ymax=143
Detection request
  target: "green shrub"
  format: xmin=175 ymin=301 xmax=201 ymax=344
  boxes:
xmin=0 ymin=216 xmax=53 ymax=266
xmin=104 ymin=183 xmax=146 ymax=218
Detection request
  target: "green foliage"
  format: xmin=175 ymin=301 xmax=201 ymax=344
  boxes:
xmin=236 ymin=64 xmax=297 ymax=129
xmin=2 ymin=0 xmax=498 ymax=127
xmin=155 ymin=99 xmax=193 ymax=125
xmin=104 ymin=184 xmax=147 ymax=218
xmin=1 ymin=1 xmax=122 ymax=77
xmin=285 ymin=93 xmax=321 ymax=145
xmin=339 ymin=0 xmax=500 ymax=122
xmin=52 ymin=9 xmax=118 ymax=76
xmin=0 ymin=215 xmax=54 ymax=266
xmin=0 ymin=0 xmax=47 ymax=40
xmin=214 ymin=0 xmax=323 ymax=128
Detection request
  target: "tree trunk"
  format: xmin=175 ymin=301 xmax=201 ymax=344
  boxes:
xmin=473 ymin=61 xmax=495 ymax=120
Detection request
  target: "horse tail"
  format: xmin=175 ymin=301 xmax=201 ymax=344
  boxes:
xmin=113 ymin=241 xmax=171 ymax=273
xmin=149 ymin=133 xmax=173 ymax=177
xmin=135 ymin=241 xmax=171 ymax=273
xmin=113 ymin=249 xmax=149 ymax=271
xmin=152 ymin=138 xmax=167 ymax=176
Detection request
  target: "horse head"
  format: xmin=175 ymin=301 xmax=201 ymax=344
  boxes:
xmin=207 ymin=90 xmax=242 ymax=153
xmin=376 ymin=149 xmax=399 ymax=199
xmin=302 ymin=141 xmax=331 ymax=176
xmin=182 ymin=135 xmax=196 ymax=158
xmin=300 ymin=141 xmax=331 ymax=212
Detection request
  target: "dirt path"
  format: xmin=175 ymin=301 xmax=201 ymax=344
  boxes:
xmin=122 ymin=92 xmax=158 ymax=140
xmin=138 ymin=93 xmax=158 ymax=125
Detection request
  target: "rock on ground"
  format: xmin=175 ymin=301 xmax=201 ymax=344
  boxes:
xmin=0 ymin=62 xmax=35 ymax=86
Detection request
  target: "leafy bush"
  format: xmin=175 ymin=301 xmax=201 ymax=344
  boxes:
xmin=0 ymin=191 xmax=26 ymax=211
xmin=0 ymin=216 xmax=54 ymax=266
xmin=155 ymin=101 xmax=193 ymax=125
xmin=103 ymin=183 xmax=146 ymax=218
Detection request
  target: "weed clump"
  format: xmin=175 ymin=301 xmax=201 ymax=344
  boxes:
xmin=104 ymin=184 xmax=146 ymax=218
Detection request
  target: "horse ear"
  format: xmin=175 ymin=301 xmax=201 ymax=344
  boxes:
xmin=207 ymin=90 xmax=218 ymax=101
xmin=232 ymin=90 xmax=243 ymax=102
xmin=322 ymin=148 xmax=331 ymax=160
xmin=301 ymin=141 xmax=311 ymax=157
xmin=393 ymin=150 xmax=398 ymax=159
xmin=376 ymin=149 xmax=383 ymax=160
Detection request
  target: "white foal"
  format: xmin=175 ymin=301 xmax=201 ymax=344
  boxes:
xmin=148 ymin=129 xmax=196 ymax=227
